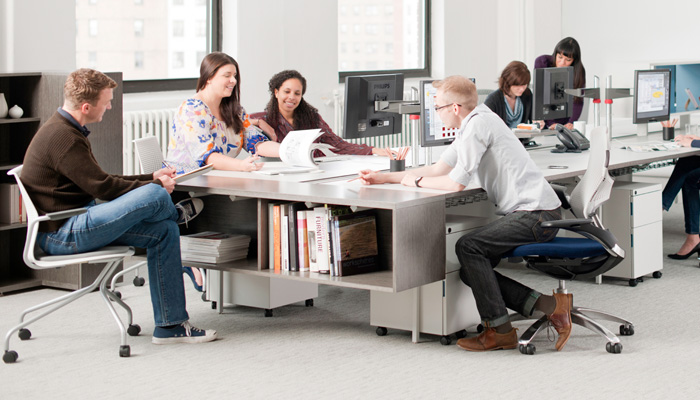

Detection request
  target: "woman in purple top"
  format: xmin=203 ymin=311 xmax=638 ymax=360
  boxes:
xmin=534 ymin=37 xmax=586 ymax=130
xmin=250 ymin=70 xmax=394 ymax=157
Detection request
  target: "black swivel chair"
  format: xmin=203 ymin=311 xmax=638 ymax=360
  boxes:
xmin=505 ymin=126 xmax=634 ymax=354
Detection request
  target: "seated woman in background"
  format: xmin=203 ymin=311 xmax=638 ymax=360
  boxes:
xmin=250 ymin=69 xmax=394 ymax=157
xmin=168 ymin=52 xmax=280 ymax=172
xmin=534 ymin=37 xmax=586 ymax=130
xmin=484 ymin=61 xmax=537 ymax=129
xmin=662 ymin=134 xmax=700 ymax=259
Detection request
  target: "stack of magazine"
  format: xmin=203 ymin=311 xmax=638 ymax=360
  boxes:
xmin=180 ymin=231 xmax=251 ymax=264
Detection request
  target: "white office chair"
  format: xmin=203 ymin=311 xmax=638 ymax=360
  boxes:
xmin=3 ymin=166 xmax=141 ymax=363
xmin=505 ymin=126 xmax=633 ymax=354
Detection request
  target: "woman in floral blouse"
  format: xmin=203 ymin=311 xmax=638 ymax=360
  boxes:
xmin=167 ymin=52 xmax=280 ymax=172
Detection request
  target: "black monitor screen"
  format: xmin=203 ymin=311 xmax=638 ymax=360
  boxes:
xmin=633 ymin=69 xmax=671 ymax=124
xmin=419 ymin=79 xmax=460 ymax=147
xmin=343 ymin=73 xmax=404 ymax=139
xmin=533 ymin=66 xmax=574 ymax=120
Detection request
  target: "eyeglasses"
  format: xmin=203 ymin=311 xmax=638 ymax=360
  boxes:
xmin=434 ymin=103 xmax=462 ymax=112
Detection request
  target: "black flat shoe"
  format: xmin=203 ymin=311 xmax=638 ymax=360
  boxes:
xmin=667 ymin=243 xmax=700 ymax=260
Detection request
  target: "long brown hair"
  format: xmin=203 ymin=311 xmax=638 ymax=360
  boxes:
xmin=551 ymin=37 xmax=585 ymax=104
xmin=197 ymin=52 xmax=244 ymax=133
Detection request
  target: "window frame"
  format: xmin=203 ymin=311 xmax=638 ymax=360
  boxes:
xmin=122 ymin=0 xmax=222 ymax=93
xmin=338 ymin=0 xmax=431 ymax=82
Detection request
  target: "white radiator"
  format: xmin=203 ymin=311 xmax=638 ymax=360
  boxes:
xmin=333 ymin=89 xmax=416 ymax=149
xmin=123 ymin=109 xmax=176 ymax=174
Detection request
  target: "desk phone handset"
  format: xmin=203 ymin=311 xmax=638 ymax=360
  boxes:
xmin=551 ymin=124 xmax=590 ymax=153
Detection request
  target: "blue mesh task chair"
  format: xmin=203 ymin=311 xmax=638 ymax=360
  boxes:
xmin=505 ymin=127 xmax=634 ymax=355
xmin=3 ymin=166 xmax=141 ymax=363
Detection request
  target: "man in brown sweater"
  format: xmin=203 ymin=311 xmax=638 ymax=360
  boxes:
xmin=21 ymin=68 xmax=216 ymax=345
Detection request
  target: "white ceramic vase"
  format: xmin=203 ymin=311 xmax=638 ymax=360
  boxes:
xmin=0 ymin=93 xmax=8 ymax=118
xmin=8 ymin=105 xmax=23 ymax=119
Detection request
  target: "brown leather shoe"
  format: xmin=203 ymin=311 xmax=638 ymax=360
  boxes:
xmin=456 ymin=327 xmax=518 ymax=352
xmin=549 ymin=292 xmax=573 ymax=351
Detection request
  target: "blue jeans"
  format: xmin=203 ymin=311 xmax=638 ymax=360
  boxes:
xmin=455 ymin=209 xmax=561 ymax=327
xmin=37 ymin=184 xmax=189 ymax=327
xmin=662 ymin=156 xmax=700 ymax=234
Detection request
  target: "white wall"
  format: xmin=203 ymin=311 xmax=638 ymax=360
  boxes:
xmin=0 ymin=0 xmax=75 ymax=72
xmin=225 ymin=0 xmax=338 ymax=123
xmin=563 ymin=0 xmax=700 ymax=120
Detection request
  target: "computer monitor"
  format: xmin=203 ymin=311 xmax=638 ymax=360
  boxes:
xmin=532 ymin=66 xmax=574 ymax=121
xmin=419 ymin=79 xmax=460 ymax=147
xmin=343 ymin=73 xmax=404 ymax=140
xmin=633 ymin=69 xmax=671 ymax=124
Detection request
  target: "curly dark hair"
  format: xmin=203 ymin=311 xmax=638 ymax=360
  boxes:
xmin=197 ymin=52 xmax=244 ymax=133
xmin=264 ymin=70 xmax=320 ymax=132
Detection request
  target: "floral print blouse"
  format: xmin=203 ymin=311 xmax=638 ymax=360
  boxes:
xmin=166 ymin=98 xmax=269 ymax=172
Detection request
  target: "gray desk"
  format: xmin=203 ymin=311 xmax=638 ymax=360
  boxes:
xmin=176 ymin=133 xmax=698 ymax=338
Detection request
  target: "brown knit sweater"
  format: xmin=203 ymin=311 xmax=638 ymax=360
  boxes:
xmin=22 ymin=111 xmax=161 ymax=232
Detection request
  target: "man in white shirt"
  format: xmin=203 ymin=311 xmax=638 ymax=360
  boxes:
xmin=358 ymin=76 xmax=573 ymax=352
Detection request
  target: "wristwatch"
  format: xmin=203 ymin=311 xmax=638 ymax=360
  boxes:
xmin=415 ymin=176 xmax=424 ymax=188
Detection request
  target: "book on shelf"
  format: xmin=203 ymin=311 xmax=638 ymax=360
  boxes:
xmin=0 ymin=183 xmax=25 ymax=224
xmin=312 ymin=205 xmax=352 ymax=274
xmin=273 ymin=203 xmax=282 ymax=272
xmin=180 ymin=231 xmax=251 ymax=264
xmin=285 ymin=202 xmax=305 ymax=272
xmin=297 ymin=209 xmax=310 ymax=272
xmin=330 ymin=210 xmax=380 ymax=277
xmin=306 ymin=210 xmax=319 ymax=272
xmin=281 ymin=205 xmax=289 ymax=271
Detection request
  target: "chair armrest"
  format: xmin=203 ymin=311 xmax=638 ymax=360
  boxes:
xmin=550 ymin=184 xmax=571 ymax=210
xmin=36 ymin=208 xmax=88 ymax=222
xmin=541 ymin=218 xmax=591 ymax=229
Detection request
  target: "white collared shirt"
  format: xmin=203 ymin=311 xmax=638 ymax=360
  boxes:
xmin=440 ymin=104 xmax=561 ymax=215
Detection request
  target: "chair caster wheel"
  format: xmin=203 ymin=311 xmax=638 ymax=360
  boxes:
xmin=619 ymin=324 xmax=634 ymax=336
xmin=111 ymin=291 xmax=122 ymax=300
xmin=455 ymin=329 xmax=468 ymax=339
xmin=628 ymin=279 xmax=638 ymax=287
xmin=3 ymin=350 xmax=18 ymax=363
xmin=18 ymin=328 xmax=31 ymax=341
xmin=305 ymin=299 xmax=314 ymax=307
xmin=133 ymin=276 xmax=145 ymax=286
xmin=376 ymin=327 xmax=388 ymax=336
xmin=264 ymin=309 xmax=273 ymax=317
xmin=211 ymin=301 xmax=217 ymax=310
xmin=440 ymin=336 xmax=452 ymax=346
xmin=119 ymin=345 xmax=131 ymax=357
xmin=652 ymin=271 xmax=662 ymax=279
xmin=606 ymin=342 xmax=622 ymax=353
xmin=201 ymin=292 xmax=207 ymax=302
xmin=519 ymin=344 xmax=536 ymax=355
xmin=476 ymin=324 xmax=484 ymax=333
xmin=127 ymin=324 xmax=141 ymax=336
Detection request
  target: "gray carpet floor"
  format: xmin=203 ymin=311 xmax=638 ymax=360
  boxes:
xmin=2 ymin=197 xmax=700 ymax=399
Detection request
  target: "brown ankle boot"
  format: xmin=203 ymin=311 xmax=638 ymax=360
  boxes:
xmin=549 ymin=292 xmax=573 ymax=351
xmin=456 ymin=327 xmax=518 ymax=352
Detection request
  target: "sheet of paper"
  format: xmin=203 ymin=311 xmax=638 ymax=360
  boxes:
xmin=279 ymin=129 xmax=323 ymax=167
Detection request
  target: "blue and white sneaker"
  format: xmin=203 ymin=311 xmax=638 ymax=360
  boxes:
xmin=175 ymin=198 xmax=204 ymax=226
xmin=152 ymin=321 xmax=217 ymax=344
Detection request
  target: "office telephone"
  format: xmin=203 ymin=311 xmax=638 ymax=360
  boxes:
xmin=551 ymin=124 xmax=590 ymax=153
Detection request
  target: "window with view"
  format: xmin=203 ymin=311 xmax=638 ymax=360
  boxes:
xmin=75 ymin=0 xmax=217 ymax=91
xmin=338 ymin=0 xmax=428 ymax=77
